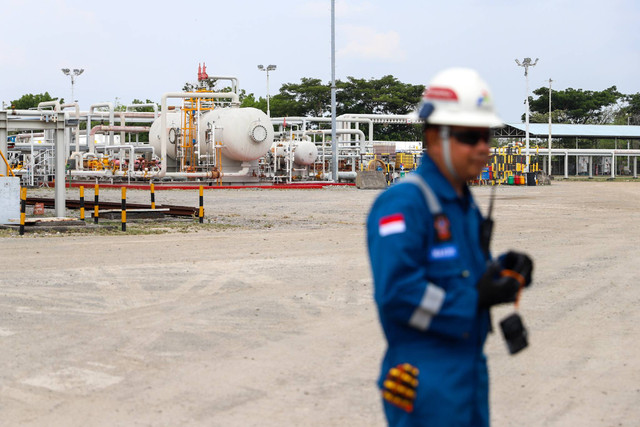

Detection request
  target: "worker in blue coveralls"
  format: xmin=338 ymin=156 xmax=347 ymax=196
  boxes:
xmin=367 ymin=68 xmax=533 ymax=427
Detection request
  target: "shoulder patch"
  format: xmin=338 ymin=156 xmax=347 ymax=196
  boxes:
xmin=379 ymin=213 xmax=406 ymax=237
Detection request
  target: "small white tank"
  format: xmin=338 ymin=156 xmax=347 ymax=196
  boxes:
xmin=293 ymin=140 xmax=318 ymax=166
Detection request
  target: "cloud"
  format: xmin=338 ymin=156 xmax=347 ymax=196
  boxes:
xmin=338 ymin=25 xmax=406 ymax=62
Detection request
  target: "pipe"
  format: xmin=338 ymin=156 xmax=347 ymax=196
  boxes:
xmin=206 ymin=76 xmax=240 ymax=94
xmin=89 ymin=125 xmax=150 ymax=136
xmin=338 ymin=171 xmax=357 ymax=180
xmin=318 ymin=129 xmax=367 ymax=154
xmin=221 ymin=162 xmax=251 ymax=177
xmin=37 ymin=101 xmax=61 ymax=111
xmin=70 ymin=151 xmax=83 ymax=171
xmin=60 ymin=103 xmax=82 ymax=162
xmin=271 ymin=116 xmax=374 ymax=143
xmin=156 ymin=91 xmax=240 ymax=179
xmin=126 ymin=103 xmax=158 ymax=119
xmin=87 ymin=103 xmax=115 ymax=152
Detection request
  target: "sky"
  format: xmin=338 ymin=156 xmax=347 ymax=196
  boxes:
xmin=1 ymin=0 xmax=639 ymax=123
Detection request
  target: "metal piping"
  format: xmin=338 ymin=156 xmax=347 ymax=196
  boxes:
xmin=126 ymin=103 xmax=158 ymax=119
xmin=89 ymin=125 xmax=150 ymax=136
xmin=156 ymin=91 xmax=240 ymax=179
xmin=206 ymin=76 xmax=240 ymax=94
xmin=87 ymin=103 xmax=115 ymax=152
xmin=271 ymin=116 xmax=374 ymax=143
xmin=37 ymin=101 xmax=61 ymax=111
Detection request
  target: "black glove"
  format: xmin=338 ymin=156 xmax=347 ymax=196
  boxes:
xmin=476 ymin=262 xmax=521 ymax=308
xmin=499 ymin=251 xmax=534 ymax=287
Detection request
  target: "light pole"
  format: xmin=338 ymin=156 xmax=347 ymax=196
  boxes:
xmin=61 ymin=68 xmax=84 ymax=102
xmin=257 ymin=64 xmax=276 ymax=117
xmin=548 ymin=78 xmax=552 ymax=175
xmin=515 ymin=57 xmax=538 ymax=172
xmin=331 ymin=0 xmax=337 ymax=182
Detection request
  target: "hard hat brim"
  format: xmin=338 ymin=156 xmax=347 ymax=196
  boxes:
xmin=426 ymin=110 xmax=504 ymax=128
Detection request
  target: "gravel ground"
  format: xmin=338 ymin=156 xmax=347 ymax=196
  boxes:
xmin=0 ymin=181 xmax=639 ymax=426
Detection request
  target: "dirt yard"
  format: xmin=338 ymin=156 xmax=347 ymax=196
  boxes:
xmin=0 ymin=181 xmax=639 ymax=426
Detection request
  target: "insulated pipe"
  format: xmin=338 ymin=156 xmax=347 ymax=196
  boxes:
xmin=37 ymin=101 xmax=61 ymax=111
xmin=87 ymin=103 xmax=115 ymax=152
xmin=89 ymin=125 xmax=150 ymax=136
xmin=156 ymin=91 xmax=240 ymax=179
xmin=89 ymin=111 xmax=156 ymax=120
xmin=126 ymin=103 xmax=158 ymax=119
xmin=206 ymin=76 xmax=240 ymax=94
xmin=318 ymin=129 xmax=367 ymax=154
xmin=271 ymin=116 xmax=374 ymax=143
xmin=70 ymin=151 xmax=83 ymax=170
xmin=61 ymin=103 xmax=81 ymax=164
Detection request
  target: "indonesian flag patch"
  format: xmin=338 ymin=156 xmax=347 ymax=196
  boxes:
xmin=379 ymin=213 xmax=406 ymax=237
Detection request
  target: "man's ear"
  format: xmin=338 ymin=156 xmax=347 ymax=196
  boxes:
xmin=424 ymin=127 xmax=441 ymax=148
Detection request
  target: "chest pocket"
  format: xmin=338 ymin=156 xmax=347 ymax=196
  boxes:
xmin=400 ymin=174 xmax=468 ymax=284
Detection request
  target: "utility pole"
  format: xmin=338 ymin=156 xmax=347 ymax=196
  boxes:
xmin=548 ymin=78 xmax=552 ymax=175
xmin=331 ymin=0 xmax=338 ymax=182
xmin=515 ymin=58 xmax=538 ymax=172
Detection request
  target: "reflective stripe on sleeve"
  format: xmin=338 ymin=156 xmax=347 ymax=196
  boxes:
xmin=408 ymin=283 xmax=446 ymax=331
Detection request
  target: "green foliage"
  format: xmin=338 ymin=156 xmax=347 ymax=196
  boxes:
xmin=528 ymin=86 xmax=624 ymax=124
xmin=337 ymin=75 xmax=423 ymax=116
xmin=129 ymin=98 xmax=157 ymax=112
xmin=238 ymin=75 xmax=423 ymax=141
xmin=616 ymin=92 xmax=640 ymax=125
xmin=10 ymin=92 xmax=61 ymax=110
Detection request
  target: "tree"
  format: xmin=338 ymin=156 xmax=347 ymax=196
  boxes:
xmin=265 ymin=75 xmax=422 ymax=140
xmin=181 ymin=75 xmax=424 ymax=140
xmin=337 ymin=75 xmax=423 ymax=141
xmin=528 ymin=86 xmax=623 ymax=124
xmin=616 ymin=92 xmax=640 ymax=125
xmin=275 ymin=77 xmax=330 ymax=117
xmin=10 ymin=92 xmax=62 ymax=110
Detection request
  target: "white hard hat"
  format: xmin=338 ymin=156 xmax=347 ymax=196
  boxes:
xmin=417 ymin=68 xmax=503 ymax=128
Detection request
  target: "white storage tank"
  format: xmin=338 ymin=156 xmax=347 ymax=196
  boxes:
xmin=199 ymin=107 xmax=273 ymax=161
xmin=293 ymin=140 xmax=318 ymax=166
xmin=148 ymin=107 xmax=273 ymax=162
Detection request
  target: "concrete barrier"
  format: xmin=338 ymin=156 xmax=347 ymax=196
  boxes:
xmin=356 ymin=171 xmax=387 ymax=190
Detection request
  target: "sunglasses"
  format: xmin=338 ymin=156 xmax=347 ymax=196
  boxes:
xmin=450 ymin=130 xmax=492 ymax=146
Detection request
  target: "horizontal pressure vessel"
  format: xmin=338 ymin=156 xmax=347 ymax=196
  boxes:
xmin=149 ymin=107 xmax=273 ymax=162
xmin=199 ymin=107 xmax=273 ymax=161
xmin=293 ymin=140 xmax=318 ymax=165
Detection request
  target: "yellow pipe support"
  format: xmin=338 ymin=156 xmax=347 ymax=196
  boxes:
xmin=198 ymin=186 xmax=204 ymax=224
xmin=79 ymin=186 xmax=85 ymax=221
xmin=19 ymin=187 xmax=26 ymax=235
xmin=0 ymin=149 xmax=15 ymax=177
xmin=121 ymin=187 xmax=127 ymax=232
xmin=94 ymin=184 xmax=100 ymax=224
xmin=150 ymin=183 xmax=156 ymax=209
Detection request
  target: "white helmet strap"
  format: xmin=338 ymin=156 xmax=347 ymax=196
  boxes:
xmin=440 ymin=126 xmax=460 ymax=182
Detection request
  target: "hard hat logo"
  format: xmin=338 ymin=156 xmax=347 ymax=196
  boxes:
xmin=477 ymin=91 xmax=491 ymax=107
xmin=424 ymin=87 xmax=458 ymax=102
